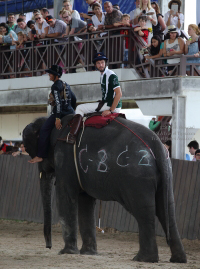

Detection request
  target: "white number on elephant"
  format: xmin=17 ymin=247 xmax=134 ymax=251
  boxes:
xmin=97 ymin=149 xmax=108 ymax=172
xmin=116 ymin=146 xmax=130 ymax=167
xmin=138 ymin=150 xmax=151 ymax=166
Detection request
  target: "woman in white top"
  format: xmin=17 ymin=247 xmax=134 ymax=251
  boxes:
xmin=164 ymin=0 xmax=184 ymax=36
xmin=163 ymin=25 xmax=184 ymax=74
xmin=91 ymin=3 xmax=105 ymax=28
xmin=34 ymin=13 xmax=49 ymax=38
xmin=133 ymin=0 xmax=157 ymax=43
xmin=63 ymin=0 xmax=80 ymax=20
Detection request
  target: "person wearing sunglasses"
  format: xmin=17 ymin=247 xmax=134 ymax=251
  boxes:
xmin=44 ymin=15 xmax=68 ymax=42
xmin=34 ymin=12 xmax=49 ymax=39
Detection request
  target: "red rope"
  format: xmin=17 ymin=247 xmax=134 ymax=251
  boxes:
xmin=113 ymin=119 xmax=156 ymax=159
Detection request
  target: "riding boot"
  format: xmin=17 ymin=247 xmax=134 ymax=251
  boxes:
xmin=67 ymin=114 xmax=83 ymax=144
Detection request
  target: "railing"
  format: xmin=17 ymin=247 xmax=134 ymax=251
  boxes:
xmin=0 ymin=27 xmax=199 ymax=78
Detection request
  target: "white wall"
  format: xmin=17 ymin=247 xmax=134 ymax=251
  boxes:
xmin=184 ymin=0 xmax=197 ymax=32
xmin=0 ymin=113 xmax=46 ymax=141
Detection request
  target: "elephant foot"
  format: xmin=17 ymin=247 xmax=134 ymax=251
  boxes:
xmin=45 ymin=236 xmax=52 ymax=249
xmin=170 ymin=253 xmax=187 ymax=263
xmin=80 ymin=247 xmax=97 ymax=255
xmin=133 ymin=252 xmax=159 ymax=263
xmin=58 ymin=247 xmax=79 ymax=255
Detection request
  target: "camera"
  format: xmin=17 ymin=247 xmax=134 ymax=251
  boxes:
xmin=142 ymin=10 xmax=146 ymax=14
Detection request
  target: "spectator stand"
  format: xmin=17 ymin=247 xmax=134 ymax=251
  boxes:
xmin=0 ymin=27 xmax=200 ymax=78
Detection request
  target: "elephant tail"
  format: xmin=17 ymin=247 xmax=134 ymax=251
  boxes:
xmin=156 ymin=145 xmax=171 ymax=243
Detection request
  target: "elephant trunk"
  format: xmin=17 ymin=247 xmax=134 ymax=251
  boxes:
xmin=40 ymin=172 xmax=54 ymax=249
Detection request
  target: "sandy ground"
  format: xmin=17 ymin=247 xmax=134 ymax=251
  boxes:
xmin=0 ymin=220 xmax=200 ymax=269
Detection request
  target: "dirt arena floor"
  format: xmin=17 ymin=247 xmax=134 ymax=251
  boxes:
xmin=0 ymin=219 xmax=200 ymax=269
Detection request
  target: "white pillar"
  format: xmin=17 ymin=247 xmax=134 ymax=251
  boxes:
xmin=171 ymin=96 xmax=186 ymax=160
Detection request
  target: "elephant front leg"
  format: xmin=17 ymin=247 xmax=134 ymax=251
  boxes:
xmin=56 ymin=184 xmax=79 ymax=255
xmin=40 ymin=172 xmax=54 ymax=249
xmin=78 ymin=193 xmax=97 ymax=255
xmin=133 ymin=213 xmax=158 ymax=262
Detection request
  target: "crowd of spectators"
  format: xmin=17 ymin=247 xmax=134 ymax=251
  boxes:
xmin=0 ymin=0 xmax=200 ymax=77
xmin=0 ymin=136 xmax=28 ymax=156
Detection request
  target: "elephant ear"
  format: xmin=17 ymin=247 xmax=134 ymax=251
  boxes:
xmin=32 ymin=117 xmax=47 ymax=136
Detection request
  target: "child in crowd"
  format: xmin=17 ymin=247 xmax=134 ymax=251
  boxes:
xmin=114 ymin=14 xmax=132 ymax=67
xmin=10 ymin=31 xmax=24 ymax=49
xmin=27 ymin=20 xmax=37 ymax=41
xmin=87 ymin=23 xmax=103 ymax=51
xmin=134 ymin=16 xmax=149 ymax=44
xmin=145 ymin=35 xmax=164 ymax=60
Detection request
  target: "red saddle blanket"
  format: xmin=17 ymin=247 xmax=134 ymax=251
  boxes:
xmin=84 ymin=113 xmax=126 ymax=129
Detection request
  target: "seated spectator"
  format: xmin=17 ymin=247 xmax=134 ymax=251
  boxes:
xmin=132 ymin=0 xmax=157 ymax=44
xmin=62 ymin=10 xmax=87 ymax=36
xmin=19 ymin=13 xmax=27 ymax=22
xmin=195 ymin=149 xmax=200 ymax=162
xmin=130 ymin=0 xmax=141 ymax=25
xmin=0 ymin=23 xmax=18 ymax=44
xmin=7 ymin=13 xmax=17 ymax=31
xmin=15 ymin=18 xmax=30 ymax=41
xmin=63 ymin=0 xmax=80 ymax=19
xmin=91 ymin=3 xmax=105 ymax=29
xmin=134 ymin=16 xmax=149 ymax=44
xmin=34 ymin=13 xmax=49 ymax=39
xmin=0 ymin=136 xmax=7 ymax=155
xmin=151 ymin=1 xmax=166 ymax=40
xmin=98 ymin=1 xmax=122 ymax=31
xmin=12 ymin=142 xmax=29 ymax=157
xmin=145 ymin=35 xmax=163 ymax=60
xmin=113 ymin=4 xmax=120 ymax=10
xmin=40 ymin=8 xmax=50 ymax=19
xmin=163 ymin=25 xmax=184 ymax=75
xmin=187 ymin=140 xmax=199 ymax=161
xmin=45 ymin=15 xmax=68 ymax=41
xmin=185 ymin=24 xmax=200 ymax=75
xmin=164 ymin=0 xmax=184 ymax=36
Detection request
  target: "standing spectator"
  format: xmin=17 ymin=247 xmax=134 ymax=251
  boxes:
xmin=19 ymin=13 xmax=27 ymax=22
xmin=34 ymin=13 xmax=49 ymax=39
xmin=7 ymin=13 xmax=17 ymax=31
xmin=185 ymin=24 xmax=200 ymax=75
xmin=130 ymin=0 xmax=141 ymax=24
xmin=0 ymin=23 xmax=18 ymax=44
xmin=27 ymin=20 xmax=37 ymax=41
xmin=40 ymin=8 xmax=49 ymax=19
xmin=113 ymin=4 xmax=120 ymax=10
xmin=98 ymin=1 xmax=122 ymax=31
xmin=62 ymin=10 xmax=87 ymax=36
xmin=45 ymin=15 xmax=67 ymax=41
xmin=134 ymin=16 xmax=149 ymax=44
xmin=92 ymin=3 xmax=105 ymax=29
xmin=195 ymin=149 xmax=200 ymax=162
xmin=163 ymin=25 xmax=184 ymax=75
xmin=81 ymin=0 xmax=101 ymax=18
xmin=32 ymin=9 xmax=40 ymax=19
xmin=15 ymin=18 xmax=30 ymax=40
xmin=63 ymin=0 xmax=80 ymax=19
xmin=151 ymin=1 xmax=166 ymax=40
xmin=164 ymin=0 xmax=184 ymax=36
xmin=0 ymin=136 xmax=7 ymax=155
xmin=132 ymin=0 xmax=157 ymax=44
xmin=145 ymin=35 xmax=163 ymax=60
xmin=187 ymin=140 xmax=199 ymax=161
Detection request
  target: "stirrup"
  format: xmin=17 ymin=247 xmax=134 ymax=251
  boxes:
xmin=66 ymin=132 xmax=76 ymax=144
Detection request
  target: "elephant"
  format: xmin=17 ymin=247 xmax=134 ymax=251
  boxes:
xmin=23 ymin=115 xmax=187 ymax=263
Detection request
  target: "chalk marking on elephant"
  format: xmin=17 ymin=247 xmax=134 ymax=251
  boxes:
xmin=78 ymin=144 xmax=88 ymax=174
xmin=97 ymin=149 xmax=108 ymax=173
xmin=74 ymin=143 xmax=84 ymax=190
xmin=113 ymin=119 xmax=156 ymax=159
xmin=138 ymin=150 xmax=152 ymax=166
xmin=116 ymin=145 xmax=129 ymax=167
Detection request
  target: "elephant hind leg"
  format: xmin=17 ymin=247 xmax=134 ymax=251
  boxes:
xmin=78 ymin=193 xmax=97 ymax=255
xmin=156 ymin=192 xmax=187 ymax=263
xmin=132 ymin=208 xmax=158 ymax=263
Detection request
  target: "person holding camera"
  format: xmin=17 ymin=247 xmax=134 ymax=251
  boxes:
xmin=164 ymin=0 xmax=184 ymax=36
xmin=132 ymin=0 xmax=157 ymax=44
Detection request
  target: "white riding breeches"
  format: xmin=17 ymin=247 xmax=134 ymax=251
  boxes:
xmin=76 ymin=102 xmax=121 ymax=116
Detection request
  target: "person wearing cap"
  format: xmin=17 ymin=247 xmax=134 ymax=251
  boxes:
xmin=28 ymin=65 xmax=76 ymax=164
xmin=44 ymin=15 xmax=67 ymax=41
xmin=163 ymin=25 xmax=184 ymax=75
xmin=67 ymin=52 xmax=122 ymax=144
xmin=164 ymin=0 xmax=184 ymax=36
